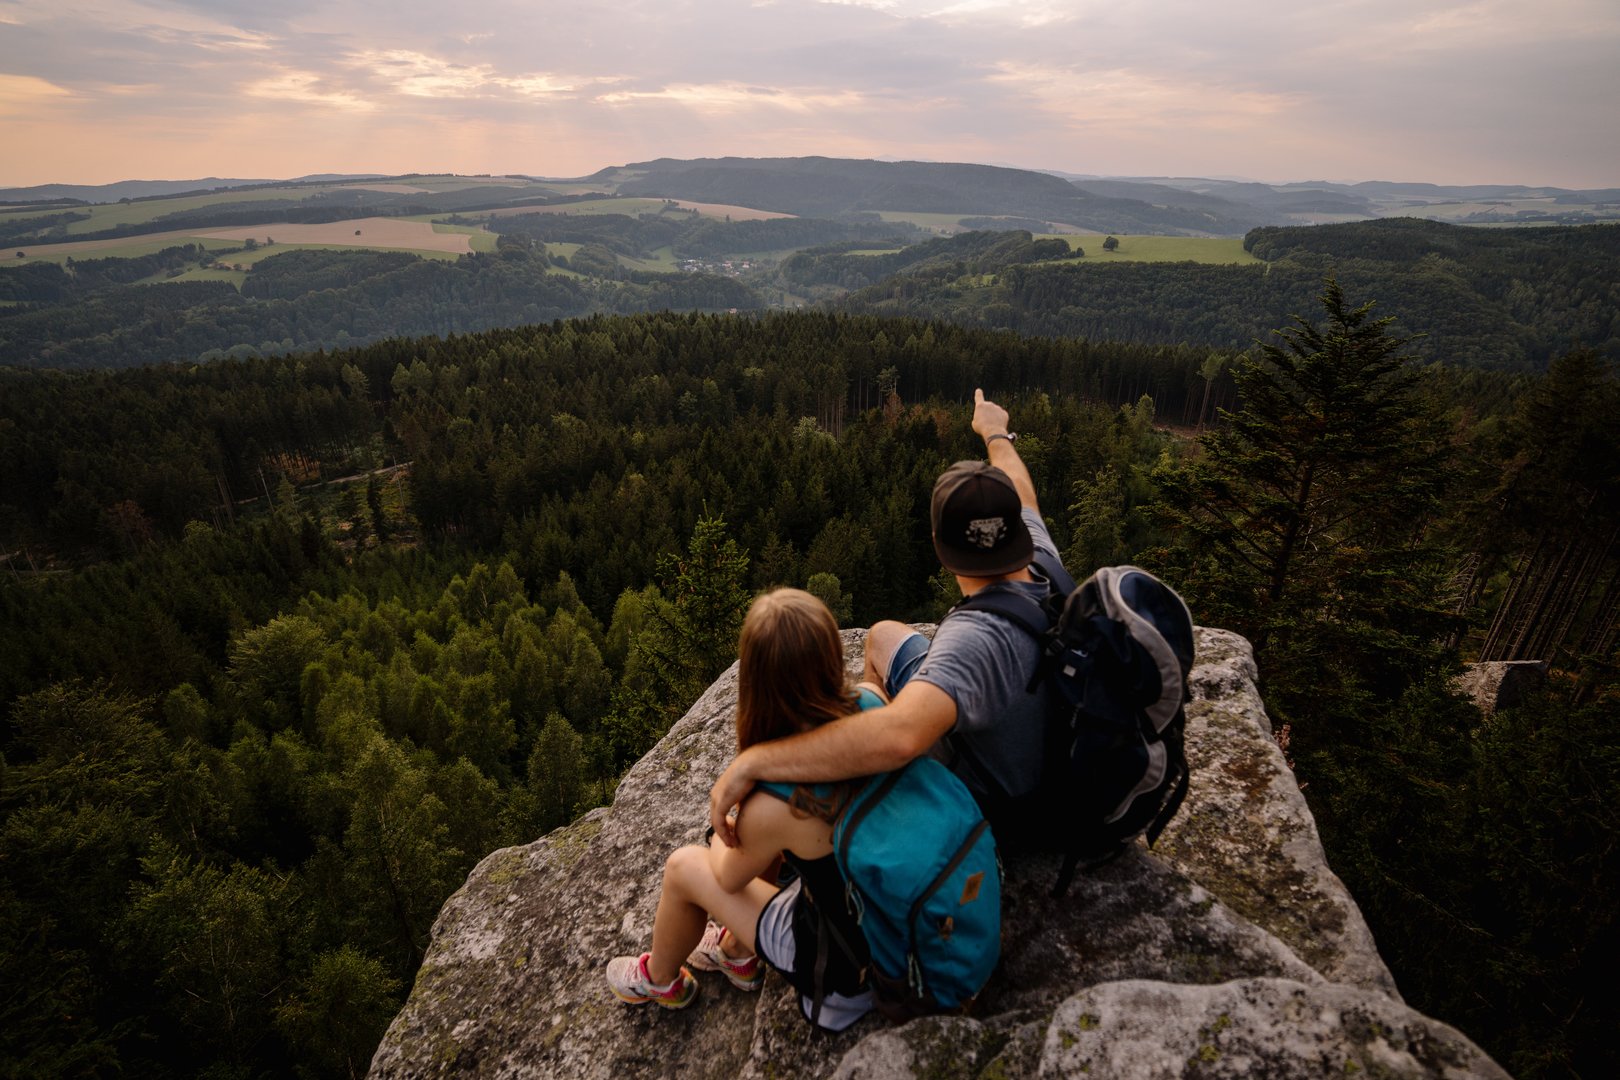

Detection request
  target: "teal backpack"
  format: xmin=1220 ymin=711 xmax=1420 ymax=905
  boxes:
xmin=761 ymin=756 xmax=1001 ymax=1022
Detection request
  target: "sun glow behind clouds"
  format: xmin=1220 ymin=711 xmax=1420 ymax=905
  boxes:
xmin=992 ymin=62 xmax=1297 ymax=131
xmin=0 ymin=72 xmax=76 ymax=114
xmin=349 ymin=50 xmax=577 ymax=100
xmin=245 ymin=69 xmax=375 ymax=112
xmin=0 ymin=0 xmax=1615 ymax=187
xmin=598 ymin=82 xmax=865 ymax=113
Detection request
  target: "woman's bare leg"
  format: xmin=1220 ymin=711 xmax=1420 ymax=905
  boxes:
xmin=645 ymin=845 xmax=777 ymax=985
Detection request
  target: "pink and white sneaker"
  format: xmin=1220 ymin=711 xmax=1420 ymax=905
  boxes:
xmin=605 ymin=952 xmax=699 ymax=1009
xmin=685 ymin=920 xmax=763 ymax=991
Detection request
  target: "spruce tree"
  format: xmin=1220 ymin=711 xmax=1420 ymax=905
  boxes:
xmin=1166 ymin=280 xmax=1451 ymax=714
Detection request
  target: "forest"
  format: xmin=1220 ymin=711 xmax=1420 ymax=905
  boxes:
xmin=4 ymin=216 xmax=1615 ymax=375
xmin=1 ymin=303 xmax=1616 ymax=1079
xmin=840 ymin=220 xmax=1620 ymax=371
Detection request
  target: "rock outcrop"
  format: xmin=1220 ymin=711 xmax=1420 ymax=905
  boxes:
xmin=1453 ymin=660 xmax=1549 ymax=718
xmin=369 ymin=628 xmax=1507 ymax=1079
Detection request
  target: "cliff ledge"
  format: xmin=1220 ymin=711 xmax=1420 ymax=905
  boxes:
xmin=369 ymin=627 xmax=1507 ymax=1079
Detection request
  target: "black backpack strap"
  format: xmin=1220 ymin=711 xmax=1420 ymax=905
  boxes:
xmin=949 ymin=588 xmax=1062 ymax=694
xmin=810 ymin=907 xmax=831 ymax=1028
xmin=1052 ymin=841 xmax=1130 ymax=897
xmin=808 ymin=894 xmax=870 ymax=1028
xmin=952 ymin=588 xmax=1050 ymax=641
xmin=1144 ymin=755 xmax=1190 ymax=849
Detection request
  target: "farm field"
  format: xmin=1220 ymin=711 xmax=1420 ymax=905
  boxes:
xmin=11 ymin=216 xmax=478 ymax=264
xmin=475 ymin=197 xmax=789 ymax=221
xmin=22 ymin=186 xmax=357 ymax=236
xmin=198 ymin=217 xmax=474 ymax=254
xmin=0 ymin=175 xmax=562 ymax=237
xmin=869 ymin=210 xmax=1085 ymax=234
xmin=14 ymin=229 xmax=479 ymax=275
xmin=197 ymin=240 xmax=469 ymax=274
xmin=667 ymin=199 xmax=792 ymax=221
xmin=618 ymin=245 xmax=678 ymax=272
xmin=10 ymin=232 xmax=244 ymax=263
xmin=429 ymin=222 xmax=499 ymax=253
xmin=1043 ymin=234 xmax=1259 ymax=264
xmin=874 ymin=211 xmax=983 ymax=232
xmin=163 ymin=266 xmax=248 ymax=287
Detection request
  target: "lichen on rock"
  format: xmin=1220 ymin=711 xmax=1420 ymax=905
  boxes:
xmin=369 ymin=628 xmax=1505 ymax=1079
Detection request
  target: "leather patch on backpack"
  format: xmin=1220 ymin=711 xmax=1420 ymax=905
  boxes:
xmin=959 ymin=871 xmax=985 ymax=905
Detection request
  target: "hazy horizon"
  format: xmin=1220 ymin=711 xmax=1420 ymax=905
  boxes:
xmin=2 ymin=0 xmax=1617 ymax=191
xmin=6 ymin=161 xmax=1614 ymax=195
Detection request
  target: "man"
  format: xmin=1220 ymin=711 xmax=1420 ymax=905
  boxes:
xmin=710 ymin=388 xmax=1072 ymax=845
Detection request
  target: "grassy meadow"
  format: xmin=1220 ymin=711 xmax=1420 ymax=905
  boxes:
xmin=1045 ymin=234 xmax=1260 ymax=264
xmin=10 ymin=234 xmax=243 ymax=264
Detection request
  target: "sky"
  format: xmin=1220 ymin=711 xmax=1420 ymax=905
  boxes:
xmin=1 ymin=0 xmax=1617 ymax=189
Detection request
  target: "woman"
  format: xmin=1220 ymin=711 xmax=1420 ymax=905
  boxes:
xmin=604 ymin=588 xmax=883 ymax=1030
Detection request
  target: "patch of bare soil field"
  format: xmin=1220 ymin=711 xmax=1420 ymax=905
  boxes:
xmin=669 ymin=200 xmax=794 ymax=220
xmin=344 ymin=184 xmax=434 ymax=194
xmin=199 ymin=217 xmax=472 ymax=253
xmin=479 ymin=200 xmax=793 ymax=221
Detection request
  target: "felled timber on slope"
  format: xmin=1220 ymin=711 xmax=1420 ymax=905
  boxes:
xmin=369 ymin=628 xmax=1508 ymax=1079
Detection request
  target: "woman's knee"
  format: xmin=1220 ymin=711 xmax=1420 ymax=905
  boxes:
xmin=662 ymin=845 xmax=711 ymax=895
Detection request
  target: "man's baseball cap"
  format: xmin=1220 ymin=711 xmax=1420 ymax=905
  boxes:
xmin=930 ymin=461 xmax=1033 ymax=577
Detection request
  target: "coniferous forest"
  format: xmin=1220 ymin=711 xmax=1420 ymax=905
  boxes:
xmin=2 ymin=304 xmax=1617 ymax=1079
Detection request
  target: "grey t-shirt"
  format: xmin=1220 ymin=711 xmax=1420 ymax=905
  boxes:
xmin=913 ymin=508 xmax=1066 ymax=799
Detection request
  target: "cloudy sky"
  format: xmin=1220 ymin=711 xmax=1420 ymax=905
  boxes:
xmin=2 ymin=0 xmax=1616 ymax=188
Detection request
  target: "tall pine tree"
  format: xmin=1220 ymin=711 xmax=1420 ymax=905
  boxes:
xmin=1166 ymin=280 xmax=1451 ymax=718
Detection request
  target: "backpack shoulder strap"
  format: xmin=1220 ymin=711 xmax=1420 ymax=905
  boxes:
xmin=950 ymin=588 xmax=1050 ymax=640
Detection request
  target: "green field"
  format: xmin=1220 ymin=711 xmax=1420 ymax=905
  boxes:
xmin=431 ymin=222 xmax=499 ymax=253
xmin=842 ymin=247 xmax=906 ymax=256
xmin=2 ymin=176 xmax=559 ymax=237
xmin=618 ymin=244 xmax=678 ymax=273
xmin=10 ymin=235 xmax=243 ymax=264
xmin=873 ymin=211 xmax=981 ymax=232
xmin=1042 ymin=234 xmax=1259 ymax=265
xmin=163 ymin=267 xmax=249 ymax=287
xmin=51 ymin=187 xmax=356 ymax=236
xmin=535 ymin=242 xmax=586 ymax=277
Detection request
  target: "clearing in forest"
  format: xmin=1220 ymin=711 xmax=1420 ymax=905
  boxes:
xmin=1043 ymin=234 xmax=1259 ymax=265
xmin=11 ymin=217 xmax=477 ymax=262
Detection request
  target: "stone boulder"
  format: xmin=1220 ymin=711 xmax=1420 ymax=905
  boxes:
xmin=1452 ymin=661 xmax=1549 ymax=718
xmin=369 ymin=628 xmax=1507 ymax=1079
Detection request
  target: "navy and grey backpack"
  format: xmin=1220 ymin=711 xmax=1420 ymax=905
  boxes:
xmin=761 ymin=756 xmax=1000 ymax=1023
xmin=952 ymin=565 xmax=1196 ymax=894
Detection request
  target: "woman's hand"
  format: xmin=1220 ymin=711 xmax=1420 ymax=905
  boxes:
xmin=709 ymin=793 xmax=791 ymax=892
xmin=710 ymin=754 xmax=757 ymax=847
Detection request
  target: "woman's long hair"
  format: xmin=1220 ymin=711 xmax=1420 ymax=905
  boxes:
xmin=736 ymin=588 xmax=858 ymax=752
xmin=735 ymin=589 xmax=861 ymax=823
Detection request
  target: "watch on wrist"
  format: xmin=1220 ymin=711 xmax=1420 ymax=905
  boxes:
xmin=987 ymin=432 xmax=1017 ymax=445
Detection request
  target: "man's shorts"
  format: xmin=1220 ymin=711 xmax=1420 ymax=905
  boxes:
xmin=884 ymin=632 xmax=930 ymax=699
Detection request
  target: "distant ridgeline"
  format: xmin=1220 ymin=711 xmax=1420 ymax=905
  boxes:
xmin=2 ymin=213 xmax=1614 ymax=372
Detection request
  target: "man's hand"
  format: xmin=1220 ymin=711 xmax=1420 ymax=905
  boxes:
xmin=709 ymin=756 xmax=756 ymax=847
xmin=972 ymin=388 xmax=1010 ymax=441
xmin=973 ymin=387 xmax=1039 ymax=512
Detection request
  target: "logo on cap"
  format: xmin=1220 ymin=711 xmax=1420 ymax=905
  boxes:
xmin=965 ymin=517 xmax=1006 ymax=549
